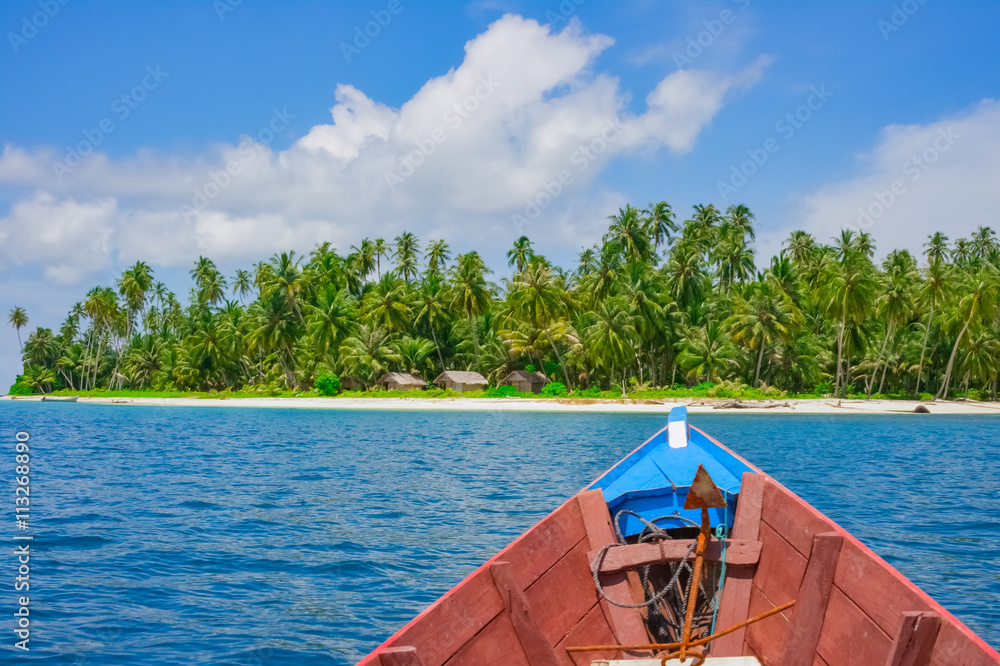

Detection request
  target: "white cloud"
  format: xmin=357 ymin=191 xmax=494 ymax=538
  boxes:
xmin=0 ymin=192 xmax=117 ymax=283
xmin=770 ymin=99 xmax=1000 ymax=260
xmin=0 ymin=14 xmax=768 ymax=285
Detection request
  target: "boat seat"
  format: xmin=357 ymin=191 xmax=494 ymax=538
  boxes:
xmin=592 ymin=658 xmax=761 ymax=665
xmin=667 ymin=405 xmax=689 ymax=448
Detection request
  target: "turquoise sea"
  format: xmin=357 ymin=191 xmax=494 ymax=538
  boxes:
xmin=1 ymin=404 xmax=998 ymax=664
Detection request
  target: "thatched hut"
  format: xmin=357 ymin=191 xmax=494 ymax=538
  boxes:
xmin=340 ymin=376 xmax=365 ymax=391
xmin=433 ymin=370 xmax=488 ymax=392
xmin=501 ymin=369 xmax=549 ymax=394
xmin=378 ymin=373 xmax=427 ymax=391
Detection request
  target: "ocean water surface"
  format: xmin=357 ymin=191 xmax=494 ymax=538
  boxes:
xmin=1 ymin=404 xmax=998 ymax=664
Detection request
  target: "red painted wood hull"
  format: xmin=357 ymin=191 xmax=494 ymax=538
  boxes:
xmin=358 ymin=427 xmax=1000 ymax=665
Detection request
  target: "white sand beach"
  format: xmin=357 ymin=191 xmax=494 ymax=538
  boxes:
xmin=4 ymin=395 xmax=999 ymax=414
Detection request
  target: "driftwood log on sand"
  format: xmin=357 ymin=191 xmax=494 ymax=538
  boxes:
xmin=713 ymin=398 xmax=793 ymax=410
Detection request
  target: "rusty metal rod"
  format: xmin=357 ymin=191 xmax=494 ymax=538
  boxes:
xmin=565 ymin=599 xmax=796 ymax=653
xmin=679 ymin=507 xmax=711 ymax=660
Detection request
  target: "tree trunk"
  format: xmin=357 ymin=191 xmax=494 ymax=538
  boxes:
xmin=430 ymin=326 xmax=446 ymax=372
xmin=915 ymin=302 xmax=935 ymax=397
xmin=935 ymin=313 xmax=972 ymax=400
xmin=754 ymin=337 xmax=765 ymax=388
xmin=469 ymin=314 xmax=479 ymax=371
xmin=547 ymin=333 xmax=573 ymax=390
xmin=834 ymin=313 xmax=846 ymax=397
xmin=868 ymin=323 xmax=891 ymax=398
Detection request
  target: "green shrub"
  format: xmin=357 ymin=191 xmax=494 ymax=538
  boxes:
xmin=7 ymin=375 xmax=33 ymax=396
xmin=524 ymin=364 xmax=536 ymax=373
xmin=572 ymin=386 xmax=602 ymax=398
xmin=315 ymin=372 xmax=341 ymax=396
xmin=967 ymin=388 xmax=982 ymax=402
xmin=918 ymin=392 xmax=934 ymax=402
xmin=486 ymin=385 xmax=519 ymax=397
xmin=541 ymin=381 xmax=567 ymax=397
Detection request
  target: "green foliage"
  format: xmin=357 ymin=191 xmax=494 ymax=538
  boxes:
xmin=315 ymin=372 xmax=341 ymax=396
xmin=8 ymin=375 xmax=34 ymax=395
xmin=486 ymin=385 xmax=519 ymax=397
xmin=541 ymin=381 xmax=567 ymax=397
xmin=918 ymin=392 xmax=934 ymax=401
xmin=11 ymin=205 xmax=1000 ymax=405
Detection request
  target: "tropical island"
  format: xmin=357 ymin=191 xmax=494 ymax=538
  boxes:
xmin=6 ymin=202 xmax=1000 ymax=407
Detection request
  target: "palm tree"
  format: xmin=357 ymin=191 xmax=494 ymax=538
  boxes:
xmin=585 ymin=298 xmax=639 ymax=390
xmin=923 ymin=232 xmax=949 ymax=266
xmin=340 ymin=324 xmax=401 ymax=387
xmin=676 ymin=321 xmax=737 ymax=384
xmin=507 ymin=261 xmax=575 ymax=387
xmin=412 ymin=276 xmax=450 ymax=370
xmin=248 ymin=291 xmax=302 ymax=389
xmin=819 ymin=251 xmax=878 ymax=397
xmin=267 ymin=251 xmax=305 ymax=317
xmin=970 ymin=226 xmax=998 ymax=262
xmin=393 ymin=336 xmax=436 ymax=376
xmin=915 ymin=259 xmax=948 ymax=396
xmin=306 ymin=285 xmax=356 ymax=362
xmin=727 ymin=281 xmax=799 ymax=387
xmin=351 ymin=238 xmax=376 ymax=279
xmin=232 ymin=269 xmax=254 ymax=304
xmin=935 ymin=271 xmax=999 ymax=399
xmin=393 ymin=232 xmax=421 ymax=283
xmin=450 ymin=252 xmax=492 ymax=370
xmin=425 ymin=240 xmax=451 ymax=277
xmin=373 ymin=238 xmax=389 ymax=279
xmin=784 ymin=231 xmax=817 ymax=266
xmin=8 ymin=306 xmax=28 ymax=351
xmin=363 ymin=273 xmax=412 ymax=333
xmin=643 ymin=201 xmax=676 ymax=253
xmin=507 ymin=236 xmax=535 ymax=273
xmin=191 ymin=256 xmax=227 ymax=307
xmin=605 ymin=204 xmax=651 ymax=262
xmin=724 ymin=203 xmax=756 ymax=241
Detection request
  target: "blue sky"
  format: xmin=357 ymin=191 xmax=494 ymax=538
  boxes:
xmin=2 ymin=0 xmax=1000 ymax=387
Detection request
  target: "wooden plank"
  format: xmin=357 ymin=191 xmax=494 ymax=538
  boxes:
xmin=380 ymin=566 xmax=505 ymax=666
xmin=833 ymin=538 xmax=932 ymax=636
xmin=590 ymin=539 xmax=761 ymax=574
xmin=556 ymin=601 xmax=618 ymax=666
xmin=380 ymin=647 xmax=424 ymax=666
xmin=928 ymin=619 xmax=1000 ymax=666
xmin=886 ymin=612 xmax=941 ymax=666
xmin=760 ymin=480 xmax=836 ymax=557
xmin=500 ymin=496 xmax=588 ymax=589
xmin=815 ymin=586 xmax=893 ymax=665
xmin=773 ymin=532 xmax=843 ymax=665
xmin=743 ymin=584 xmax=790 ymax=665
xmin=525 ymin=538 xmax=602 ymax=648
xmin=713 ymin=472 xmax=765 ymax=658
xmin=576 ymin=489 xmax=650 ymax=648
xmin=490 ymin=561 xmax=561 ymax=666
xmin=443 ymin=607 xmax=532 ymax=666
xmin=751 ymin=520 xmax=807 ymax=608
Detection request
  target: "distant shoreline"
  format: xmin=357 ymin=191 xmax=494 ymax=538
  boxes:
xmin=4 ymin=395 xmax=999 ymax=415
